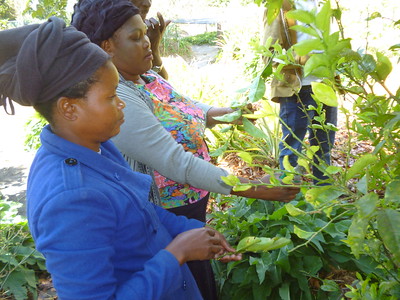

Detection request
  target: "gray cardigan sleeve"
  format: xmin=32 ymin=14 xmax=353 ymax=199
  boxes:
xmin=112 ymin=84 xmax=232 ymax=195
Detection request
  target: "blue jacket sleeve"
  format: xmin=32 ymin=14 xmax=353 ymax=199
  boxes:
xmin=153 ymin=203 xmax=205 ymax=238
xmin=31 ymin=189 xmax=186 ymax=300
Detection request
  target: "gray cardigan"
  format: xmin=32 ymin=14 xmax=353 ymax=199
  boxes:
xmin=112 ymin=75 xmax=231 ymax=205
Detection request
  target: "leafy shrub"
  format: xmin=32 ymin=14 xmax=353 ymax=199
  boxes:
xmin=0 ymin=196 xmax=46 ymax=300
xmin=210 ymin=0 xmax=400 ymax=298
xmin=210 ymin=194 xmax=379 ymax=299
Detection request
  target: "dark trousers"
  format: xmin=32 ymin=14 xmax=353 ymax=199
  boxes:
xmin=167 ymin=194 xmax=218 ymax=300
xmin=279 ymin=85 xmax=337 ymax=184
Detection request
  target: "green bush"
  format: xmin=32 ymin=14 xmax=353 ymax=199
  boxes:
xmin=0 ymin=197 xmax=46 ymax=300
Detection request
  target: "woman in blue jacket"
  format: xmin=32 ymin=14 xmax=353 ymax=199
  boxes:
xmin=0 ymin=17 xmax=240 ymax=299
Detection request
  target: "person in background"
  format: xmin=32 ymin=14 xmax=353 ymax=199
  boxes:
xmin=0 ymin=17 xmax=241 ymax=299
xmin=262 ymin=0 xmax=337 ymax=184
xmin=130 ymin=0 xmax=170 ymax=79
xmin=71 ymin=1 xmax=300 ymax=299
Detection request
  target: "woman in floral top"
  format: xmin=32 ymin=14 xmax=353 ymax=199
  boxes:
xmin=72 ymin=1 xmax=299 ymax=299
xmin=140 ymin=72 xmax=211 ymax=209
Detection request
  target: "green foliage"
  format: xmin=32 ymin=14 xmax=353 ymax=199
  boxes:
xmin=182 ymin=31 xmax=219 ymax=45
xmin=23 ymin=0 xmax=70 ymax=22
xmin=0 ymin=196 xmax=46 ymax=300
xmin=24 ymin=112 xmax=48 ymax=151
xmin=160 ymin=24 xmax=192 ymax=58
xmin=0 ymin=0 xmax=17 ymax=20
xmin=213 ymin=0 xmax=400 ymax=297
xmin=210 ymin=194 xmax=376 ymax=299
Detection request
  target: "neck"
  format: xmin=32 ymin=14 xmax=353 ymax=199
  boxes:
xmin=120 ymin=71 xmax=144 ymax=84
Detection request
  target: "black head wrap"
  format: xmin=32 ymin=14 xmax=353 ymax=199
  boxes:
xmin=0 ymin=17 xmax=109 ymax=114
xmin=71 ymin=0 xmax=139 ymax=46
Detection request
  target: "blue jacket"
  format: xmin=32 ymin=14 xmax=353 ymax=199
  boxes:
xmin=27 ymin=125 xmax=204 ymax=300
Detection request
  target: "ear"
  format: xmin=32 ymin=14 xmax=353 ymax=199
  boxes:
xmin=101 ymin=39 xmax=114 ymax=57
xmin=56 ymin=97 xmax=79 ymax=121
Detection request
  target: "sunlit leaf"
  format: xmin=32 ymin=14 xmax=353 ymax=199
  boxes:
xmin=311 ymin=82 xmax=338 ymax=107
xmin=375 ymin=52 xmax=392 ymax=81
xmin=290 ymin=25 xmax=319 ymax=38
xmin=286 ymin=9 xmax=315 ymax=24
xmin=221 ymin=174 xmax=240 ymax=186
xmin=265 ymin=0 xmax=283 ymax=25
xmin=294 ymin=225 xmax=313 ymax=239
xmin=345 ymin=153 xmax=378 ymax=180
xmin=237 ymin=236 xmax=291 ymax=252
xmin=248 ymin=76 xmax=266 ymax=102
xmin=293 ymin=39 xmax=324 ymax=56
xmin=285 ymin=203 xmax=305 ymax=216
xmin=282 ymin=155 xmax=295 ymax=172
xmin=315 ymin=0 xmax=331 ymax=34
xmin=213 ymin=109 xmax=241 ymax=122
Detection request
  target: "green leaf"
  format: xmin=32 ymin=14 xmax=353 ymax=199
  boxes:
xmin=293 ymin=38 xmax=324 ymax=56
xmin=265 ymin=0 xmax=283 ymax=25
xmin=261 ymin=60 xmax=273 ymax=79
xmin=248 ymin=75 xmax=266 ymax=103
xmin=221 ymin=174 xmax=240 ymax=186
xmin=213 ymin=109 xmax=242 ymax=122
xmin=389 ymin=43 xmax=400 ymax=51
xmin=232 ymin=184 xmax=252 ymax=192
xmin=304 ymin=54 xmax=331 ymax=78
xmin=375 ymin=52 xmax=392 ymax=81
xmin=305 ymin=185 xmax=344 ymax=206
xmin=282 ymin=174 xmax=294 ymax=184
xmin=359 ymin=54 xmax=376 ymax=74
xmin=282 ymin=155 xmax=295 ymax=172
xmin=279 ymin=282 xmax=291 ymax=300
xmin=237 ymin=151 xmax=253 ymax=164
xmin=321 ymin=279 xmax=340 ymax=292
xmin=385 ymin=180 xmax=400 ymax=203
xmin=366 ymin=11 xmax=381 ymax=21
xmin=355 ymin=193 xmax=378 ymax=218
xmin=290 ymin=25 xmax=319 ymax=38
xmin=311 ymin=82 xmax=338 ymax=107
xmin=236 ymin=236 xmax=290 ymax=253
xmin=236 ymin=236 xmax=262 ymax=252
xmin=286 ymin=9 xmax=315 ymax=24
xmin=347 ymin=214 xmax=369 ymax=258
xmin=294 ymin=225 xmax=313 ymax=239
xmin=285 ymin=203 xmax=304 ymax=217
xmin=325 ymin=165 xmax=341 ymax=175
xmin=377 ymin=209 xmax=400 ymax=264
xmin=345 ymin=153 xmax=378 ymax=180
xmin=243 ymin=118 xmax=267 ymax=139
xmin=315 ymin=0 xmax=331 ymax=34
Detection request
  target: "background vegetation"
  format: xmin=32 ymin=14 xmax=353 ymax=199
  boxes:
xmin=1 ymin=0 xmax=399 ymax=299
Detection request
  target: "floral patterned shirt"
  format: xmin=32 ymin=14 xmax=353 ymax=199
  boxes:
xmin=136 ymin=72 xmax=210 ymax=209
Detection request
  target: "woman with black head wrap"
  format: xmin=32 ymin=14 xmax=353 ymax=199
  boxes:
xmin=0 ymin=17 xmax=241 ymax=299
xmin=71 ymin=1 xmax=299 ymax=299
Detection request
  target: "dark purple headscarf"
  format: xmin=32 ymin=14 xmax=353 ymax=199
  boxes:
xmin=71 ymin=0 xmax=139 ymax=46
xmin=0 ymin=17 xmax=109 ymax=114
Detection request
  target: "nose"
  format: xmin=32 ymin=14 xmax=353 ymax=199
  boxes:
xmin=117 ymin=96 xmax=126 ymax=109
xmin=144 ymin=35 xmax=151 ymax=49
